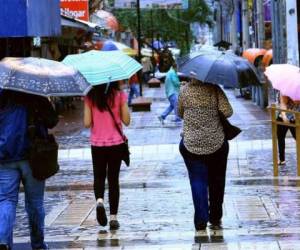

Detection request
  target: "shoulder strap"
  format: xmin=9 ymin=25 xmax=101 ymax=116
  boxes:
xmin=106 ymin=105 xmax=126 ymax=141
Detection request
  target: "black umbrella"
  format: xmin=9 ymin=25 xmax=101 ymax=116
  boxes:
xmin=178 ymin=51 xmax=260 ymax=88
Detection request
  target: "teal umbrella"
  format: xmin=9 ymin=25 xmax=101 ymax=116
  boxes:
xmin=62 ymin=50 xmax=142 ymax=85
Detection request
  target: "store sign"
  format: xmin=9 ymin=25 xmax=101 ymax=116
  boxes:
xmin=114 ymin=0 xmax=188 ymax=9
xmin=60 ymin=0 xmax=89 ymax=21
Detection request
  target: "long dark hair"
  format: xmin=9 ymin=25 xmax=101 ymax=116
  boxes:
xmin=87 ymin=82 xmax=120 ymax=111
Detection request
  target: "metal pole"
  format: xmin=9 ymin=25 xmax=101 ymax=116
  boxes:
xmin=256 ymin=0 xmax=265 ymax=48
xmin=137 ymin=0 xmax=143 ymax=96
xmin=242 ymin=0 xmax=250 ymax=50
xmin=151 ymin=9 xmax=155 ymax=75
xmin=220 ymin=3 xmax=223 ymax=41
xmin=230 ymin=0 xmax=238 ymax=51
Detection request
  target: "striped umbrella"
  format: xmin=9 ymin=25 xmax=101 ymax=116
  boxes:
xmin=63 ymin=50 xmax=142 ymax=85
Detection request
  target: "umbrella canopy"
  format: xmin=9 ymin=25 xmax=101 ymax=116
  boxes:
xmin=262 ymin=49 xmax=273 ymax=67
xmin=62 ymin=50 xmax=142 ymax=85
xmin=213 ymin=40 xmax=232 ymax=50
xmin=265 ymin=64 xmax=300 ymax=101
xmin=242 ymin=48 xmax=267 ymax=65
xmin=90 ymin=10 xmax=119 ymax=31
xmin=0 ymin=57 xmax=91 ymax=97
xmin=152 ymin=40 xmax=164 ymax=50
xmin=178 ymin=51 xmax=260 ymax=88
xmin=101 ymin=40 xmax=137 ymax=56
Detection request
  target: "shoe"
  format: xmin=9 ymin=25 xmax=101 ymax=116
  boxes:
xmin=278 ymin=160 xmax=286 ymax=166
xmin=96 ymin=202 xmax=107 ymax=226
xmin=0 ymin=244 xmax=10 ymax=250
xmin=209 ymin=221 xmax=222 ymax=230
xmin=195 ymin=222 xmax=207 ymax=231
xmin=158 ymin=116 xmax=165 ymax=125
xmin=172 ymin=118 xmax=182 ymax=123
xmin=109 ymin=220 xmax=120 ymax=230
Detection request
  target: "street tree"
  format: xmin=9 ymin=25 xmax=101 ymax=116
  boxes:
xmin=108 ymin=0 xmax=212 ymax=54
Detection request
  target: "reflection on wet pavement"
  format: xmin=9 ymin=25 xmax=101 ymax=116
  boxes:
xmin=13 ymin=87 xmax=300 ymax=249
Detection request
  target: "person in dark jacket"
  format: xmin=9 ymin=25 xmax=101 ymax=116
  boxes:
xmin=0 ymin=90 xmax=58 ymax=250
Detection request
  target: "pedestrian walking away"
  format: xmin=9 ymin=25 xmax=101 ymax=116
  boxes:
xmin=128 ymin=73 xmax=140 ymax=106
xmin=84 ymin=82 xmax=130 ymax=230
xmin=178 ymin=79 xmax=233 ymax=231
xmin=158 ymin=63 xmax=181 ymax=124
xmin=276 ymin=93 xmax=300 ymax=165
xmin=0 ymin=90 xmax=58 ymax=250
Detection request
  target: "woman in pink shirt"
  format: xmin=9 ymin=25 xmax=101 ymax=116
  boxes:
xmin=84 ymin=82 xmax=130 ymax=230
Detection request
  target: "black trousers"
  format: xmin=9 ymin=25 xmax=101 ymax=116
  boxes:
xmin=277 ymin=123 xmax=296 ymax=162
xmin=91 ymin=144 xmax=124 ymax=215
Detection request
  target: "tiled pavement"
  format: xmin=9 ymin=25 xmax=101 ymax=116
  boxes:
xmin=13 ymin=86 xmax=300 ymax=249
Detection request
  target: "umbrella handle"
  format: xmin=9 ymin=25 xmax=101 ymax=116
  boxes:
xmin=105 ymin=76 xmax=112 ymax=94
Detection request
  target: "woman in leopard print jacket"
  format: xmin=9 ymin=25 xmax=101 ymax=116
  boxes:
xmin=178 ymin=79 xmax=233 ymax=231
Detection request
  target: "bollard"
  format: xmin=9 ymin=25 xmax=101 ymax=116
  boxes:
xmin=255 ymin=86 xmax=261 ymax=106
xmin=270 ymin=104 xmax=278 ymax=176
xmin=252 ymin=86 xmax=256 ymax=102
xmin=259 ymin=83 xmax=268 ymax=109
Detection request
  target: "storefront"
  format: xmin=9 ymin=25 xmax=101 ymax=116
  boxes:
xmin=0 ymin=0 xmax=61 ymax=59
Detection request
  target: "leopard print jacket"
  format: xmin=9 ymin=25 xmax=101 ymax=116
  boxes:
xmin=178 ymin=83 xmax=233 ymax=155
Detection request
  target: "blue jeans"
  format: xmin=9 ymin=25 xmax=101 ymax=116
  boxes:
xmin=0 ymin=160 xmax=47 ymax=249
xmin=161 ymin=94 xmax=181 ymax=121
xmin=179 ymin=140 xmax=229 ymax=227
xmin=128 ymin=83 xmax=139 ymax=105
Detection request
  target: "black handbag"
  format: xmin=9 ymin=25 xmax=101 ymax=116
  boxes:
xmin=28 ymin=132 xmax=59 ymax=180
xmin=218 ymin=111 xmax=241 ymax=140
xmin=106 ymin=106 xmax=130 ymax=167
xmin=215 ymin=87 xmax=241 ymax=140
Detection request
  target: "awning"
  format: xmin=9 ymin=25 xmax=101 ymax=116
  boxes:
xmin=61 ymin=15 xmax=103 ymax=33
xmin=0 ymin=0 xmax=61 ymax=37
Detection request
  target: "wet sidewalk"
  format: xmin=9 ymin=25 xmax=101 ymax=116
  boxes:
xmin=14 ymin=85 xmax=300 ymax=250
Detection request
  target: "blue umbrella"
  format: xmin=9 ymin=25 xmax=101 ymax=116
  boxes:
xmin=101 ymin=40 xmax=118 ymax=51
xmin=63 ymin=50 xmax=142 ymax=85
xmin=0 ymin=57 xmax=91 ymax=97
xmin=152 ymin=40 xmax=164 ymax=50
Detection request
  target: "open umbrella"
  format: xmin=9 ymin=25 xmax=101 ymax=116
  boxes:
xmin=101 ymin=40 xmax=137 ymax=56
xmin=0 ymin=57 xmax=91 ymax=97
xmin=242 ymin=48 xmax=267 ymax=65
xmin=62 ymin=50 xmax=142 ymax=85
xmin=262 ymin=49 xmax=273 ymax=67
xmin=178 ymin=51 xmax=260 ymax=88
xmin=265 ymin=64 xmax=300 ymax=101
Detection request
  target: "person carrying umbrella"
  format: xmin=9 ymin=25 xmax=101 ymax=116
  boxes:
xmin=0 ymin=90 xmax=58 ymax=250
xmin=178 ymin=79 xmax=233 ymax=231
xmin=84 ymin=82 xmax=130 ymax=230
xmin=0 ymin=56 xmax=90 ymax=250
xmin=276 ymin=94 xmax=300 ymax=165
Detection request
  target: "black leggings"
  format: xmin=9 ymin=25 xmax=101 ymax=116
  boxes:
xmin=91 ymin=144 xmax=124 ymax=215
xmin=277 ymin=124 xmax=296 ymax=162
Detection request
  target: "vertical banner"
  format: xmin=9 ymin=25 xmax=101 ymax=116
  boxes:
xmin=60 ymin=0 xmax=89 ymax=21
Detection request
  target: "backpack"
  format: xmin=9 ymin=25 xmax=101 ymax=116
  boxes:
xmin=0 ymin=105 xmax=29 ymax=163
